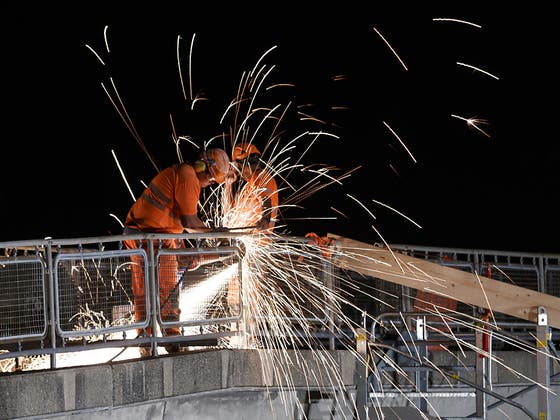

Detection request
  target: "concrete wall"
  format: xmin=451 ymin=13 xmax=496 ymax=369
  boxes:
xmin=0 ymin=349 xmax=358 ymax=420
xmin=1 ymin=349 xmax=558 ymax=420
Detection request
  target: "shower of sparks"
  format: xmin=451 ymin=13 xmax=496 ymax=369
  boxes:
xmin=451 ymin=113 xmax=492 ymax=138
xmin=70 ymin=26 xmax=560 ymax=420
xmin=457 ymin=61 xmax=500 ymax=80
xmin=198 ymin=49 xmax=559 ymax=412
xmin=432 ymin=18 xmax=482 ymax=29
xmin=372 ymin=26 xmax=408 ymax=71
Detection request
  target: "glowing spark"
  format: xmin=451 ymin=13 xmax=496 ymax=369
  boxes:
xmin=457 ymin=61 xmax=500 ymax=80
xmin=451 ymin=114 xmax=491 ymax=138
xmin=298 ymin=110 xmax=328 ymax=125
xmin=431 ymin=307 xmax=466 ymax=359
xmin=189 ymin=34 xmax=195 ymax=104
xmin=388 ymin=163 xmax=400 ymax=177
xmin=84 ymin=44 xmax=105 ymax=65
xmin=249 ymin=45 xmax=277 ymax=78
xmin=372 ymin=26 xmax=408 ymax=71
xmin=103 ymin=25 xmax=110 ymax=53
xmin=330 ymin=207 xmax=348 ymax=219
xmin=265 ymin=83 xmax=295 ymax=90
xmin=432 ymin=18 xmax=482 ymax=28
xmin=382 ymin=121 xmax=417 ymax=163
xmin=176 ymin=35 xmax=187 ymax=102
xmin=492 ymin=264 xmax=517 ymax=285
xmin=474 ymin=271 xmax=498 ymax=328
xmin=371 ymin=198 xmax=422 ymax=229
xmin=109 ymin=213 xmax=124 ymax=228
xmin=111 ymin=149 xmax=136 ymax=202
xmin=346 ymin=194 xmax=376 ymax=220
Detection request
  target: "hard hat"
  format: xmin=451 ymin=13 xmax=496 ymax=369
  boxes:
xmin=199 ymin=148 xmax=230 ymax=184
xmin=231 ymin=143 xmax=261 ymax=161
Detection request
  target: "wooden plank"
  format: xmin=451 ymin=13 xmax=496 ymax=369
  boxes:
xmin=328 ymin=234 xmax=560 ymax=329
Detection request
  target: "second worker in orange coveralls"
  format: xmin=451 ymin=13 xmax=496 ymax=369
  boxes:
xmin=226 ymin=142 xmax=279 ymax=236
xmin=223 ymin=143 xmax=279 ymax=345
xmin=123 ymin=148 xmax=230 ymax=354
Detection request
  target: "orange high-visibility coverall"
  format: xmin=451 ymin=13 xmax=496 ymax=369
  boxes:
xmin=226 ymin=167 xmax=278 ymax=312
xmin=123 ymin=163 xmax=201 ymax=337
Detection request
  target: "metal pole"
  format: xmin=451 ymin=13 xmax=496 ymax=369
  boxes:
xmin=148 ymin=239 xmax=159 ymax=356
xmin=324 ymin=258 xmax=336 ymax=351
xmin=355 ymin=327 xmax=368 ymax=420
xmin=475 ymin=320 xmax=487 ymax=419
xmin=46 ymin=242 xmax=57 ymax=369
xmin=415 ymin=316 xmax=429 ymax=413
xmin=536 ymin=306 xmax=551 ymax=419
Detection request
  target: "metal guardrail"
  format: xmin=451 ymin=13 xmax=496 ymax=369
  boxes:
xmin=1 ymin=236 xmax=559 ymax=371
xmin=0 ymin=233 xmax=249 ymax=367
xmin=0 ymin=232 xmax=337 ymax=368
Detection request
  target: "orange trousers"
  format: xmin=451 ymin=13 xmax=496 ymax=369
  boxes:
xmin=124 ymin=235 xmax=181 ymax=337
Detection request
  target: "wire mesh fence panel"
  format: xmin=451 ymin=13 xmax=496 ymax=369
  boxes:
xmin=0 ymin=257 xmax=46 ymax=340
xmin=54 ymin=250 xmax=141 ymax=339
xmin=545 ymin=264 xmax=560 ymax=298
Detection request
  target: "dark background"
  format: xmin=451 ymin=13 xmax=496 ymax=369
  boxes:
xmin=2 ymin=4 xmax=558 ymax=253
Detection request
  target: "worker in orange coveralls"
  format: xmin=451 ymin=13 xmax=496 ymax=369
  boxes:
xmin=223 ymin=143 xmax=279 ymax=341
xmin=123 ymin=148 xmax=230 ymax=353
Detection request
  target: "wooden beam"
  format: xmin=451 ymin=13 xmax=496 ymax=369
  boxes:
xmin=328 ymin=234 xmax=560 ymax=329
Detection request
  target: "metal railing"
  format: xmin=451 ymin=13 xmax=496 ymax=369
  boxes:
xmin=1 ymin=235 xmax=559 ymax=371
xmin=0 ymin=232 xmax=340 ymax=368
xmin=0 ymin=233 xmax=250 ymax=367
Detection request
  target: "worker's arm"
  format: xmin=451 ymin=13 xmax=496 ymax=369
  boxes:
xmin=181 ymin=214 xmax=230 ymax=233
xmin=222 ymin=165 xmax=239 ymax=210
xmin=254 ymin=195 xmax=272 ymax=231
xmin=181 ymin=214 xmax=212 ymax=233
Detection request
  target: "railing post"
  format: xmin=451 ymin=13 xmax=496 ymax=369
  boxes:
xmin=475 ymin=316 xmax=487 ymax=419
xmin=355 ymin=327 xmax=368 ymax=420
xmin=536 ymin=306 xmax=551 ymax=419
xmin=46 ymin=242 xmax=57 ymax=369
xmin=148 ymin=238 xmax=159 ymax=356
xmin=323 ymin=258 xmax=336 ymax=351
xmin=415 ymin=316 xmax=428 ymax=413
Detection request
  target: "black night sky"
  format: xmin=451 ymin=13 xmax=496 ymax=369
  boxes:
xmin=2 ymin=4 xmax=558 ymax=253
